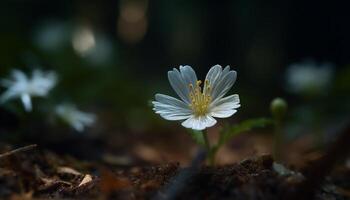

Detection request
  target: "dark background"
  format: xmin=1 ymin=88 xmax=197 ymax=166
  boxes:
xmin=0 ymin=0 xmax=349 ymax=139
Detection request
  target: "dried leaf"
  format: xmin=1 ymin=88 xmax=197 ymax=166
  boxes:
xmin=57 ymin=166 xmax=82 ymax=176
xmin=78 ymin=174 xmax=93 ymax=187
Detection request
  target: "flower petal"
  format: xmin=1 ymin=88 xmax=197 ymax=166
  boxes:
xmin=222 ymin=65 xmax=231 ymax=75
xmin=152 ymin=102 xmax=192 ymax=120
xmin=168 ymin=68 xmax=190 ymax=103
xmin=155 ymin=93 xmax=189 ymax=110
xmin=0 ymin=89 xmax=18 ymax=103
xmin=21 ymin=93 xmax=32 ymax=112
xmin=30 ymin=70 xmax=57 ymax=96
xmin=55 ymin=103 xmax=96 ymax=132
xmin=211 ymin=94 xmax=240 ymax=108
xmin=179 ymin=65 xmax=197 ymax=87
xmin=12 ymin=70 xmax=28 ymax=82
xmin=211 ymin=69 xmax=237 ymax=102
xmin=205 ymin=65 xmax=223 ymax=90
xmin=210 ymin=94 xmax=240 ymax=118
xmin=71 ymin=122 xmax=83 ymax=132
xmin=211 ymin=110 xmax=237 ymax=118
xmin=181 ymin=115 xmax=217 ymax=130
xmin=152 ymin=94 xmax=192 ymax=121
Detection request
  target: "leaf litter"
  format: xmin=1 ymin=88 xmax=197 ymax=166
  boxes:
xmin=0 ymin=144 xmax=349 ymax=199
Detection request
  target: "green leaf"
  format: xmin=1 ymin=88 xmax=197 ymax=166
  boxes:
xmin=217 ymin=118 xmax=274 ymax=148
xmin=189 ymin=130 xmax=206 ymax=146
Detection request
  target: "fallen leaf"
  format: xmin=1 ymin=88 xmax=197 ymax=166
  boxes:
xmin=57 ymin=166 xmax=82 ymax=176
xmin=40 ymin=177 xmax=72 ymax=185
xmin=78 ymin=174 xmax=93 ymax=187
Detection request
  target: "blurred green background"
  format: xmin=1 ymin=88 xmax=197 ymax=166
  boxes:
xmin=0 ymin=0 xmax=349 ymax=150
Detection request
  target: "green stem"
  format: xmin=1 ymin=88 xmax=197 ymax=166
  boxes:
xmin=202 ymin=131 xmax=210 ymax=150
xmin=202 ymin=130 xmax=214 ymax=166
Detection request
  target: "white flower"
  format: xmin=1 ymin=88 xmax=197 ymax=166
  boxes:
xmin=0 ymin=69 xmax=57 ymax=111
xmin=55 ymin=103 xmax=96 ymax=132
xmin=286 ymin=60 xmax=334 ymax=95
xmin=152 ymin=65 xmax=240 ymax=131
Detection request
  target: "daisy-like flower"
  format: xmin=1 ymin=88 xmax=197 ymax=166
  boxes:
xmin=152 ymin=65 xmax=240 ymax=130
xmin=55 ymin=103 xmax=96 ymax=132
xmin=0 ymin=69 xmax=57 ymax=111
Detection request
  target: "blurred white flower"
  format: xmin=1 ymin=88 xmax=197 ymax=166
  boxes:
xmin=55 ymin=103 xmax=96 ymax=132
xmin=72 ymin=26 xmax=114 ymax=66
xmin=72 ymin=26 xmax=96 ymax=56
xmin=0 ymin=69 xmax=57 ymax=111
xmin=33 ymin=20 xmax=71 ymax=52
xmin=286 ymin=60 xmax=334 ymax=95
xmin=152 ymin=65 xmax=240 ymax=131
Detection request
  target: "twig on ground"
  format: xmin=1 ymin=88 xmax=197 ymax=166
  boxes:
xmin=0 ymin=144 xmax=37 ymax=159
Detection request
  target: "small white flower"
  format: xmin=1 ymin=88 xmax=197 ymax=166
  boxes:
xmin=55 ymin=103 xmax=96 ymax=132
xmin=152 ymin=65 xmax=240 ymax=131
xmin=286 ymin=60 xmax=334 ymax=95
xmin=0 ymin=69 xmax=57 ymax=111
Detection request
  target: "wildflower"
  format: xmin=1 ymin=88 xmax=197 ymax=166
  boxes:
xmin=55 ymin=103 xmax=96 ymax=132
xmin=286 ymin=60 xmax=334 ymax=95
xmin=152 ymin=65 xmax=240 ymax=130
xmin=0 ymin=69 xmax=57 ymax=111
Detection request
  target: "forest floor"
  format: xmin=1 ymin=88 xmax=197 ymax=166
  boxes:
xmin=1 ymin=123 xmax=350 ymax=200
xmin=0 ymin=142 xmax=349 ymax=200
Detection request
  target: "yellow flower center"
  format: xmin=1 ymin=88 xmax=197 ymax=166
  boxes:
xmin=189 ymin=79 xmax=211 ymax=116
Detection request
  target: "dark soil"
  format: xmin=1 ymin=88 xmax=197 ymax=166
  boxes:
xmin=0 ymin=146 xmax=349 ymax=200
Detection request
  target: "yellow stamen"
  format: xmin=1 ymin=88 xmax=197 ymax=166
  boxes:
xmin=189 ymin=79 xmax=211 ymax=116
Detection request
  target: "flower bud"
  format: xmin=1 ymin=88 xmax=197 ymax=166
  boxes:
xmin=270 ymin=97 xmax=288 ymax=120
